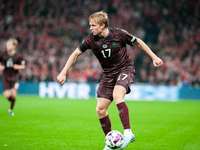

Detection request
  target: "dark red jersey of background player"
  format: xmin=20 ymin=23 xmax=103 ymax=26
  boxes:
xmin=0 ymin=51 xmax=25 ymax=82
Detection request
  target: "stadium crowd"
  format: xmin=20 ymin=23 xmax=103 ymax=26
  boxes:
xmin=0 ymin=0 xmax=200 ymax=87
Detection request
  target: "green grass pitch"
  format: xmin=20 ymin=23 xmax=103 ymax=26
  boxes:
xmin=0 ymin=95 xmax=200 ymax=150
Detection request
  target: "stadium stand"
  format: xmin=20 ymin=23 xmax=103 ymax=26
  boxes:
xmin=0 ymin=0 xmax=199 ymax=87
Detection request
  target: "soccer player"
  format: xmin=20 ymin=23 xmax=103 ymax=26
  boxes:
xmin=57 ymin=11 xmax=163 ymax=149
xmin=0 ymin=38 xmax=26 ymax=116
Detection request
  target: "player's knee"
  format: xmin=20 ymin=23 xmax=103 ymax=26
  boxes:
xmin=96 ymin=106 xmax=107 ymax=116
xmin=113 ymin=93 xmax=123 ymax=103
xmin=3 ymin=89 xmax=13 ymax=98
xmin=113 ymin=93 xmax=119 ymax=101
xmin=4 ymin=95 xmax=10 ymax=99
xmin=3 ymin=92 xmax=10 ymax=99
xmin=11 ymin=89 xmax=17 ymax=99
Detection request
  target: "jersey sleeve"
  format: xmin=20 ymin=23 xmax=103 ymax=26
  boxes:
xmin=17 ymin=54 xmax=26 ymax=65
xmin=78 ymin=34 xmax=93 ymax=53
xmin=121 ymin=29 xmax=137 ymax=46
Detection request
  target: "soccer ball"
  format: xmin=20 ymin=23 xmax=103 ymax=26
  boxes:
xmin=105 ymin=130 xmax=124 ymax=149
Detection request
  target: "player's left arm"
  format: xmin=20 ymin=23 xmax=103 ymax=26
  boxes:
xmin=13 ymin=64 xmax=25 ymax=70
xmin=135 ymin=38 xmax=163 ymax=68
xmin=13 ymin=60 xmax=26 ymax=70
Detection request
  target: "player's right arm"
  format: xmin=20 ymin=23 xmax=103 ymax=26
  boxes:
xmin=0 ymin=63 xmax=5 ymax=71
xmin=0 ymin=54 xmax=5 ymax=71
xmin=57 ymin=48 xmax=83 ymax=85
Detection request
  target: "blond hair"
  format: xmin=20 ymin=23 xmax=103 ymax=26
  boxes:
xmin=89 ymin=11 xmax=109 ymax=28
xmin=7 ymin=38 xmax=18 ymax=46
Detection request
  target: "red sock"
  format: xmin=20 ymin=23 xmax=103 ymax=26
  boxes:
xmin=10 ymin=97 xmax=16 ymax=110
xmin=117 ymin=102 xmax=131 ymax=129
xmin=99 ymin=115 xmax=111 ymax=136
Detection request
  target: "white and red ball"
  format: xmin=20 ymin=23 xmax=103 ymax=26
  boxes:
xmin=105 ymin=130 xmax=124 ymax=149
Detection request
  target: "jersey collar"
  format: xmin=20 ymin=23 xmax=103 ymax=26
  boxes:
xmin=101 ymin=28 xmax=111 ymax=40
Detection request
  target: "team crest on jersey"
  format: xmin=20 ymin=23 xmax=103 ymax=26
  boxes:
xmin=103 ymin=44 xmax=107 ymax=48
xmin=111 ymin=41 xmax=118 ymax=48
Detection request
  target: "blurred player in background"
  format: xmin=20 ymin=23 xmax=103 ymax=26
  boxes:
xmin=57 ymin=11 xmax=163 ymax=150
xmin=0 ymin=38 xmax=26 ymax=116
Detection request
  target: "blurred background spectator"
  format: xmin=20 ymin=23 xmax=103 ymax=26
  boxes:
xmin=0 ymin=0 xmax=199 ymax=87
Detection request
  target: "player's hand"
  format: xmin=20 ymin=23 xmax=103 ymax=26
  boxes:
xmin=13 ymin=64 xmax=18 ymax=70
xmin=153 ymin=57 xmax=163 ymax=68
xmin=0 ymin=65 xmax=5 ymax=71
xmin=57 ymin=73 xmax=66 ymax=86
